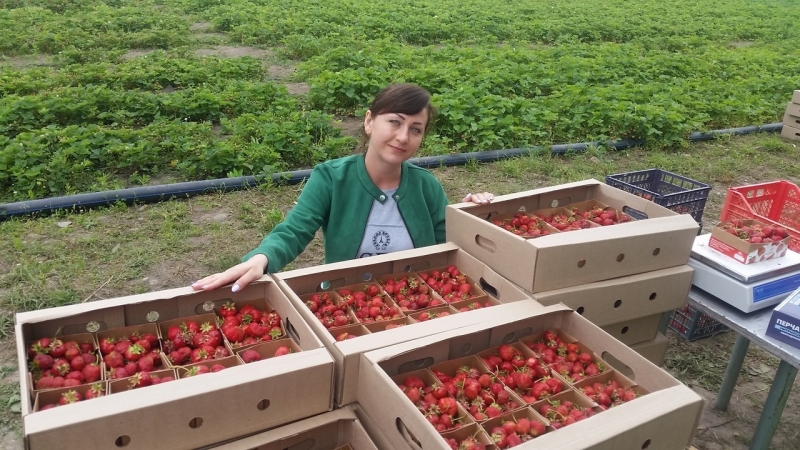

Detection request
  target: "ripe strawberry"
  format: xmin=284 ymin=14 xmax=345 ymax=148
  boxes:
xmin=220 ymin=301 xmax=238 ymax=318
xmin=99 ymin=337 xmax=117 ymax=355
xmin=82 ymin=363 xmax=101 ymax=383
xmin=223 ymin=326 xmax=245 ymax=344
xmin=240 ymin=349 xmax=261 ymax=364
xmin=58 ymin=390 xmax=82 ymax=405
xmin=31 ymin=353 xmax=54 ymax=371
xmin=84 ymin=383 xmax=106 ymax=399
xmin=211 ymin=364 xmax=226 ymax=373
xmin=137 ymin=355 xmax=155 ymax=373
xmin=274 ymin=346 xmax=291 ymax=357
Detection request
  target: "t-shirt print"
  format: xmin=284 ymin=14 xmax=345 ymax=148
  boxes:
xmin=357 ymin=189 xmax=413 ymax=258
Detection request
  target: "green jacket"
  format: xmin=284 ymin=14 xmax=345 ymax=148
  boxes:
xmin=242 ymin=154 xmax=448 ymax=273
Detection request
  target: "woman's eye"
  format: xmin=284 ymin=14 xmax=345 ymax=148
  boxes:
xmin=412 ymin=127 xmax=423 ymax=134
xmin=389 ymin=119 xmax=400 ymax=125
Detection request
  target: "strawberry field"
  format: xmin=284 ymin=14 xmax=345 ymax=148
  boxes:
xmin=1 ymin=0 xmax=799 ymax=203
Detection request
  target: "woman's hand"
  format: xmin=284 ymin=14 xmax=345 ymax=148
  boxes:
xmin=462 ymin=192 xmax=495 ymax=204
xmin=191 ymin=254 xmax=269 ymax=293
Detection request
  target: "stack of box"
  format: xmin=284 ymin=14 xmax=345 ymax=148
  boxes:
xmin=16 ymin=279 xmax=335 ymax=450
xmin=782 ymin=90 xmax=800 ymax=141
xmin=446 ymin=179 xmax=700 ymax=365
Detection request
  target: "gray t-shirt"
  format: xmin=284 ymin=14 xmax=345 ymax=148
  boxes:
xmin=357 ymin=188 xmax=414 ymax=258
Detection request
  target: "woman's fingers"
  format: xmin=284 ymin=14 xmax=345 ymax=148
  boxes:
xmin=464 ymin=192 xmax=495 ymax=204
xmin=191 ymin=255 xmax=269 ymax=292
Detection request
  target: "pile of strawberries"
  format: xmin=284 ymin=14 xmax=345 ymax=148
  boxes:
xmin=581 ymin=379 xmax=638 ymax=409
xmin=487 ymin=417 xmax=547 ymax=448
xmin=491 ymin=212 xmax=553 ymax=238
xmin=338 ymin=285 xmax=403 ymax=323
xmin=39 ymin=384 xmax=105 ymax=410
xmin=163 ymin=320 xmax=229 ymax=366
xmin=218 ymin=302 xmax=285 ymax=348
xmin=570 ymin=205 xmax=631 ymax=226
xmin=538 ymin=398 xmax=597 ymax=429
xmin=396 ymin=375 xmax=466 ymax=433
xmin=101 ymin=331 xmax=163 ymax=380
xmin=304 ymin=292 xmax=353 ymax=329
xmin=538 ymin=212 xmax=594 ymax=232
xmin=482 ymin=344 xmax=563 ymax=403
xmin=525 ymin=331 xmax=606 ymax=383
xmin=28 ymin=337 xmax=102 ymax=390
xmin=239 ymin=345 xmax=292 ymax=364
xmin=419 ymin=265 xmax=480 ymax=303
xmin=432 ymin=364 xmax=522 ymax=421
xmin=379 ymin=275 xmax=444 ymax=311
xmin=718 ymin=219 xmax=789 ymax=244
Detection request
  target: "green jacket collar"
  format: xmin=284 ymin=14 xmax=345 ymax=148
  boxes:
xmin=356 ymin=153 xmax=410 ymax=205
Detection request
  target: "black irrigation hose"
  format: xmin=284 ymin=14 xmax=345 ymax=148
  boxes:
xmin=0 ymin=122 xmax=784 ymax=220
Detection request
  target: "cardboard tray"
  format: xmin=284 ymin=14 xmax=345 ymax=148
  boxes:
xmin=15 ymin=277 xmax=334 ymax=450
xmin=599 ymin=313 xmax=663 ymax=346
xmin=358 ymin=304 xmax=704 ymax=450
xmin=446 ymin=179 xmax=700 ymax=293
xmin=207 ymin=405 xmax=379 ymax=450
xmin=531 ymin=265 xmax=694 ymax=326
xmin=274 ymin=242 xmax=535 ymax=406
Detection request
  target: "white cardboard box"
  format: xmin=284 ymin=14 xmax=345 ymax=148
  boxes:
xmin=531 ymin=265 xmax=694 ymax=326
xmin=631 ymin=332 xmax=670 ymax=366
xmin=274 ymin=242 xmax=537 ymax=406
xmin=446 ymin=179 xmax=699 ymax=293
xmin=209 ymin=405 xmax=378 ymax=450
xmin=16 ymin=277 xmax=334 ymax=450
xmin=358 ymin=304 xmax=704 ymax=450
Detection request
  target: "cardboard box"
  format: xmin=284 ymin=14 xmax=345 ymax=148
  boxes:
xmin=793 ymin=90 xmax=800 ymax=104
xmin=781 ymin=123 xmax=800 ymax=141
xmin=786 ymin=102 xmax=800 ymax=119
xmin=708 ymin=221 xmax=790 ymax=264
xmin=765 ymin=286 xmax=800 ymax=349
xmin=15 ymin=277 xmax=334 ymax=450
xmin=600 ymin=313 xmax=663 ymax=346
xmin=358 ymin=304 xmax=704 ymax=450
xmin=783 ymin=112 xmax=800 ymax=129
xmin=208 ymin=405 xmax=378 ymax=450
xmin=531 ymin=266 xmax=694 ymax=326
xmin=274 ymin=242 xmax=536 ymax=406
xmin=631 ymin=332 xmax=670 ymax=366
xmin=446 ymin=179 xmax=700 ymax=293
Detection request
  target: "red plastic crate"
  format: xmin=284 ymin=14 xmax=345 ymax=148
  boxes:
xmin=720 ymin=180 xmax=800 ymax=252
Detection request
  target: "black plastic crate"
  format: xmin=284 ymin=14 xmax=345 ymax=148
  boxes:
xmin=668 ymin=304 xmax=727 ymax=341
xmin=605 ymin=169 xmax=711 ymax=223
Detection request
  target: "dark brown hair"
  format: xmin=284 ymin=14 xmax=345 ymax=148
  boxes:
xmin=356 ymin=83 xmax=437 ymax=153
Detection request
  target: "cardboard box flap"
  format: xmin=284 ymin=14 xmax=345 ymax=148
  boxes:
xmin=15 ymin=277 xmax=274 ymax=324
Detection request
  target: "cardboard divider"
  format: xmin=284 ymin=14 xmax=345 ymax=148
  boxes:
xmin=33 ymin=382 xmax=108 ymax=412
xmin=449 ymin=295 xmax=498 ymax=312
xmin=408 ymin=305 xmax=459 ymax=323
xmin=176 ymin=355 xmax=242 ymax=379
xmin=573 ymin=369 xmax=649 ymax=410
xmin=489 ymin=210 xmax=559 ymax=239
xmin=375 ymin=272 xmax=448 ymax=311
xmin=416 ymin=265 xmax=489 ymax=305
xmin=599 ymin=313 xmax=662 ymax=346
xmin=335 ymin=282 xmax=407 ymax=323
xmin=234 ymin=338 xmax=302 ymax=364
xmin=361 ymin=316 xmax=414 ymax=334
xmin=446 ymin=179 xmax=700 ymax=293
xmin=328 ymin=323 xmax=372 ymax=342
xmin=108 ymin=368 xmax=178 ymax=394
xmin=567 ymin=199 xmax=635 ymax=226
xmin=529 ymin=389 xmax=602 ymax=428
xmin=357 ymin=304 xmax=704 ymax=450
xmin=214 ymin=297 xmax=289 ymax=351
xmin=530 ymin=265 xmax=694 ymax=326
xmin=16 ymin=278 xmax=334 ymax=450
xmin=274 ymin=243 xmax=534 ymax=407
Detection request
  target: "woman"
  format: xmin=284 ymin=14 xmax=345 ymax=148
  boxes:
xmin=192 ymin=83 xmax=493 ymax=293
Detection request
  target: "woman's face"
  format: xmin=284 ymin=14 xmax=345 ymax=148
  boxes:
xmin=364 ymin=109 xmax=428 ymax=166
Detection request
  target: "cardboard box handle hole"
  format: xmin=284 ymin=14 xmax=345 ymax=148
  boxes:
xmin=620 ymin=326 xmax=629 ymax=334
xmin=475 ymin=234 xmax=496 ymax=253
xmin=652 ymin=248 xmax=660 ymax=256
xmin=601 ymin=351 xmax=635 ymax=380
xmin=285 ymin=318 xmax=301 ymax=344
xmin=479 ymin=278 xmax=498 ymax=298
xmin=642 ymin=438 xmax=651 ymax=448
xmin=189 ymin=417 xmax=203 ymax=428
xmin=576 ymin=307 xmax=585 ymax=315
xmin=395 ymin=417 xmax=423 ymax=450
xmin=257 ymin=399 xmax=270 ymax=410
xmin=649 ymin=292 xmax=657 ymax=300
xmin=616 ymin=253 xmax=625 ymax=262
xmin=614 ymin=300 xmax=622 ymax=308
xmin=397 ymin=357 xmax=434 ymax=374
xmin=577 ymin=259 xmax=586 ymax=268
xmin=502 ymin=327 xmax=532 ymax=344
xmin=115 ymin=436 xmax=131 ymax=447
